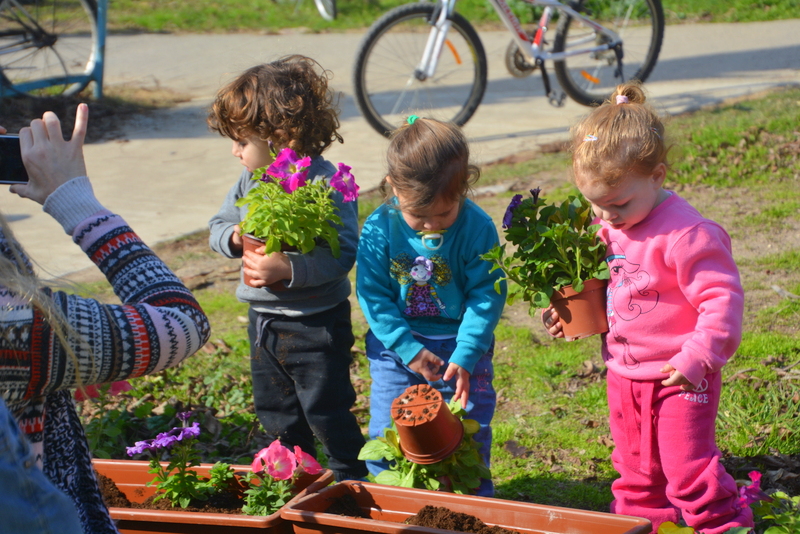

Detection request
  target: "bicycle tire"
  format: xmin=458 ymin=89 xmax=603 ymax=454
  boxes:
xmin=314 ymin=0 xmax=336 ymax=21
xmin=0 ymin=0 xmax=99 ymax=98
xmin=353 ymin=3 xmax=487 ymax=137
xmin=553 ymin=0 xmax=664 ymax=107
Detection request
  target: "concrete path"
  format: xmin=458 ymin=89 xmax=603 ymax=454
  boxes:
xmin=1 ymin=19 xmax=798 ymax=279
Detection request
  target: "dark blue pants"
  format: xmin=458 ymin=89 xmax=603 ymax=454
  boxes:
xmin=365 ymin=330 xmax=496 ymax=496
xmin=248 ymin=300 xmax=367 ymax=481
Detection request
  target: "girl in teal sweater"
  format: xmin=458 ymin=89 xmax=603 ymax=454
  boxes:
xmin=356 ymin=116 xmax=506 ymax=496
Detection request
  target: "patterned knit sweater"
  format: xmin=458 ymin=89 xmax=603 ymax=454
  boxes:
xmin=0 ymin=177 xmax=211 ymax=534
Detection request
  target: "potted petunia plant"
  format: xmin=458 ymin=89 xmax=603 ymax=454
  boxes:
xmin=482 ymin=188 xmax=610 ymax=341
xmin=235 ymin=147 xmax=358 ymax=274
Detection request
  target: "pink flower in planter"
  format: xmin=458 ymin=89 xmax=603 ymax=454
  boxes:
xmin=252 ymin=439 xmax=297 ymax=480
xmin=74 ymin=380 xmax=132 ymax=402
xmin=293 ymin=446 xmax=323 ymax=475
xmin=330 ymin=163 xmax=359 ymax=202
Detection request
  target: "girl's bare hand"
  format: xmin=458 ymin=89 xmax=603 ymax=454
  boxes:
xmin=542 ymin=306 xmax=564 ymax=338
xmin=443 ymin=362 xmax=470 ymax=408
xmin=660 ymin=364 xmax=695 ymax=391
xmin=408 ymin=348 xmax=444 ymax=382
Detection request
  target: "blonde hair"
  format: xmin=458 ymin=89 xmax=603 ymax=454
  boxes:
xmin=0 ymin=215 xmax=85 ymax=400
xmin=207 ymin=55 xmax=342 ymax=157
xmin=382 ymin=117 xmax=479 ymax=210
xmin=571 ymin=83 xmax=667 ymax=187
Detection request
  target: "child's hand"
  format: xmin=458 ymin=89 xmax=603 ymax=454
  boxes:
xmin=408 ymin=348 xmax=444 ymax=382
xmin=542 ymin=306 xmax=564 ymax=338
xmin=660 ymin=364 xmax=695 ymax=390
xmin=243 ymin=246 xmax=292 ymax=287
xmin=443 ymin=362 xmax=470 ymax=409
xmin=230 ymin=225 xmax=243 ymax=254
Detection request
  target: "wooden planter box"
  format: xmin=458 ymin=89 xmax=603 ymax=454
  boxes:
xmin=93 ymin=459 xmax=333 ymax=534
xmin=281 ymin=481 xmax=651 ymax=534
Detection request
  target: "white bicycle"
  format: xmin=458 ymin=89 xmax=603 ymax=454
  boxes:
xmin=353 ymin=0 xmax=664 ymax=135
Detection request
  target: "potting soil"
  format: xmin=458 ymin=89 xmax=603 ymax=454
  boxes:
xmin=406 ymin=505 xmax=521 ymax=534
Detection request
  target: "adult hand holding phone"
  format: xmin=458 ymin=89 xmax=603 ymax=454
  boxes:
xmin=11 ymin=103 xmax=89 ymax=205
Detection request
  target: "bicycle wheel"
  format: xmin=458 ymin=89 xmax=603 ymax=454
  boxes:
xmin=314 ymin=0 xmax=336 ymax=21
xmin=0 ymin=0 xmax=98 ymax=97
xmin=553 ymin=0 xmax=663 ymax=107
xmin=353 ymin=3 xmax=487 ymax=137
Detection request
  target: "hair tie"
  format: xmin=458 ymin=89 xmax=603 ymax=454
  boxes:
xmin=616 ymin=95 xmax=629 ymax=105
xmin=583 ymin=134 xmax=598 ymax=142
xmin=650 ymin=126 xmax=661 ymax=139
xmin=407 ymin=115 xmax=419 ymax=125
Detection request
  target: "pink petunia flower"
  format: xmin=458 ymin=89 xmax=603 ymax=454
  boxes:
xmin=266 ymin=148 xmax=312 ymax=192
xmin=74 ymin=380 xmax=133 ymax=402
xmin=738 ymin=470 xmax=772 ymax=507
xmin=252 ymin=439 xmax=297 ymax=480
xmin=330 ymin=163 xmax=359 ymax=203
xmin=293 ymin=446 xmax=323 ymax=475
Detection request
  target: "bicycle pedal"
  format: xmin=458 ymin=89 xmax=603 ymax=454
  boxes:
xmin=548 ymin=91 xmax=566 ymax=107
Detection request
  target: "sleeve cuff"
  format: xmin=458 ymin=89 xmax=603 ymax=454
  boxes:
xmin=42 ymin=176 xmax=105 ymax=235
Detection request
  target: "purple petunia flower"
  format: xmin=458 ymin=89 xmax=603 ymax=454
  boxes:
xmin=738 ymin=471 xmax=772 ymax=507
xmin=177 ymin=422 xmax=201 ymax=441
xmin=530 ymin=187 xmax=541 ymax=204
xmin=152 ymin=429 xmax=180 ymax=450
xmin=330 ymin=163 xmax=359 ymax=203
xmin=177 ymin=411 xmax=193 ymax=422
xmin=126 ymin=439 xmax=154 ymax=457
xmin=503 ymin=194 xmax=523 ymax=229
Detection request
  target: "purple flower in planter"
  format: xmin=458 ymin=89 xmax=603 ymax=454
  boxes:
xmin=152 ymin=429 xmax=180 ymax=450
xmin=530 ymin=187 xmax=541 ymax=204
xmin=330 ymin=163 xmax=359 ymax=202
xmin=177 ymin=422 xmax=201 ymax=441
xmin=177 ymin=411 xmax=193 ymax=422
xmin=503 ymin=194 xmax=523 ymax=229
xmin=126 ymin=439 xmax=154 ymax=457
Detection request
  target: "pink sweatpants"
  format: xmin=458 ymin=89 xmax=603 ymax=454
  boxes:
xmin=606 ymin=370 xmax=753 ymax=534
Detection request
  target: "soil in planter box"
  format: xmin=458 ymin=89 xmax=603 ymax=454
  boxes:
xmin=324 ymin=493 xmax=369 ymax=517
xmin=95 ymin=470 xmax=244 ymax=514
xmin=406 ymin=505 xmax=521 ymax=534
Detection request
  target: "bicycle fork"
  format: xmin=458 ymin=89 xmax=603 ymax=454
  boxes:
xmin=414 ymin=0 xmax=457 ymax=82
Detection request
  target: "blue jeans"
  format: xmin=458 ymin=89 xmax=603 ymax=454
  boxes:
xmin=0 ymin=398 xmax=84 ymax=534
xmin=365 ymin=330 xmax=496 ymax=496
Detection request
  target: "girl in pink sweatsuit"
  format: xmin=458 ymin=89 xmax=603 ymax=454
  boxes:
xmin=544 ymin=83 xmax=752 ymax=534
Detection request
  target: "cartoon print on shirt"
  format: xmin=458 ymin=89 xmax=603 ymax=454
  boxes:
xmin=389 ymin=252 xmax=452 ymax=318
xmin=605 ymin=241 xmax=660 ymax=369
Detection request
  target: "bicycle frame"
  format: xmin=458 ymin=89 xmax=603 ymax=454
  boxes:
xmin=416 ymin=0 xmax=623 ymax=87
xmin=0 ymin=0 xmax=107 ymax=97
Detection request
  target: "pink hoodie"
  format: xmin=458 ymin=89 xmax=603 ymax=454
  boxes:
xmin=598 ymin=192 xmax=743 ymax=387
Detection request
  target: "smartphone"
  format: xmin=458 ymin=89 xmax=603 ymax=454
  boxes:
xmin=0 ymin=134 xmax=29 ymax=184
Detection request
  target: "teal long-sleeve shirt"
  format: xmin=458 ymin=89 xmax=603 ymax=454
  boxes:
xmin=356 ymin=198 xmax=507 ymax=374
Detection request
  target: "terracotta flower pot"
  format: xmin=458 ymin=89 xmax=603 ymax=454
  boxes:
xmin=241 ymin=234 xmax=289 ymax=291
xmin=391 ymin=384 xmax=464 ymax=464
xmin=550 ymin=278 xmax=609 ymax=341
xmin=280 ymin=481 xmax=652 ymax=534
xmin=93 ymin=459 xmax=333 ymax=534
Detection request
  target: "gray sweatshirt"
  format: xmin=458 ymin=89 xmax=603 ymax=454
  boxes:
xmin=208 ymin=156 xmax=358 ymax=316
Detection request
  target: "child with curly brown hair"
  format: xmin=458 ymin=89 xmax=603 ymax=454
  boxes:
xmin=207 ymin=55 xmax=367 ymax=482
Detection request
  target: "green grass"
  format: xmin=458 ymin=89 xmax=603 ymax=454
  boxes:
xmin=104 ymin=0 xmax=800 ymax=34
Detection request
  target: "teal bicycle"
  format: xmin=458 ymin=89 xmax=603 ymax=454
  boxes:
xmin=0 ymin=0 xmax=107 ymax=98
